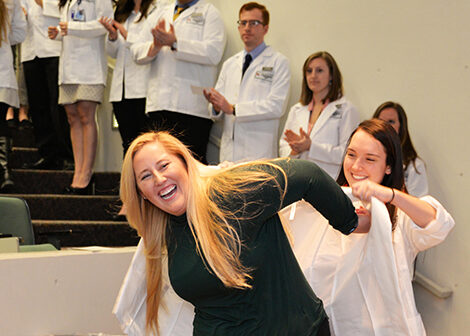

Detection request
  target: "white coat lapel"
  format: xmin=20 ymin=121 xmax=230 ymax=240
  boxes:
xmin=311 ymin=99 xmax=342 ymax=137
xmin=174 ymin=1 xmax=203 ymax=23
xmin=241 ymin=46 xmax=272 ymax=84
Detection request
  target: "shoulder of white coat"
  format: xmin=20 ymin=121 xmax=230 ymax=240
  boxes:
xmin=262 ymin=47 xmax=289 ymax=64
xmin=224 ymin=50 xmax=245 ymax=63
xmin=199 ymin=0 xmax=222 ymax=15
xmin=289 ymin=102 xmax=308 ymax=113
xmin=330 ymin=96 xmax=358 ymax=116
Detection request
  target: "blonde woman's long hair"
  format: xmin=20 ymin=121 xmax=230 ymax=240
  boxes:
xmin=0 ymin=0 xmax=9 ymax=47
xmin=121 ymin=131 xmax=286 ymax=335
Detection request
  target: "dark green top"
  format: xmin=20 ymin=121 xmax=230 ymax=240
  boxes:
xmin=167 ymin=159 xmax=357 ymax=336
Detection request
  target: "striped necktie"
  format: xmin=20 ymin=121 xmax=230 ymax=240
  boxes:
xmin=173 ymin=5 xmax=187 ymax=21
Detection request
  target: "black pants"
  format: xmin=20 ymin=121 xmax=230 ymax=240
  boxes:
xmin=112 ymin=97 xmax=148 ymax=156
xmin=0 ymin=103 xmax=8 ymax=137
xmin=148 ymin=110 xmax=212 ymax=164
xmin=23 ymin=56 xmax=72 ymax=161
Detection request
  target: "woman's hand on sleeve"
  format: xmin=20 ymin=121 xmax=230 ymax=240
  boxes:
xmin=351 ymin=180 xmax=437 ymax=228
xmin=99 ymin=16 xmax=118 ymax=40
xmin=113 ymin=20 xmax=128 ymax=40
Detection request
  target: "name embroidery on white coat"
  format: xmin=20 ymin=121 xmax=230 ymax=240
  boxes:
xmin=254 ymin=67 xmax=274 ymax=82
xmin=186 ymin=12 xmax=205 ymax=25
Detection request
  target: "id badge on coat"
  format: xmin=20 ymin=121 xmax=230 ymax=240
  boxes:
xmin=72 ymin=9 xmax=86 ymax=22
xmin=254 ymin=67 xmax=274 ymax=82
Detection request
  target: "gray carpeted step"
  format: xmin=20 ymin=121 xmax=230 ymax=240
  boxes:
xmin=10 ymin=194 xmax=123 ymax=221
xmin=33 ymin=220 xmax=139 ymax=248
xmin=11 ymin=170 xmax=120 ymax=195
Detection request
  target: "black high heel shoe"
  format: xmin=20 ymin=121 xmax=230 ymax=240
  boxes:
xmin=64 ymin=175 xmax=96 ymax=195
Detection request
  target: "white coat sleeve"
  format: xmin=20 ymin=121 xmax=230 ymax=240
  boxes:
xmin=234 ymin=56 xmax=291 ymax=122
xmin=402 ymin=196 xmax=455 ymax=252
xmin=405 ymin=158 xmax=428 ymax=197
xmin=105 ymin=35 xmax=122 ymax=59
xmin=173 ymin=6 xmax=226 ymax=66
xmin=9 ymin=0 xmax=27 ymax=45
xmin=43 ymin=0 xmax=60 ymax=18
xmin=129 ymin=11 xmax=158 ymax=65
xmin=307 ymin=103 xmax=359 ymax=166
xmin=279 ymin=104 xmax=299 ymax=157
xmin=67 ymin=0 xmax=113 ymax=38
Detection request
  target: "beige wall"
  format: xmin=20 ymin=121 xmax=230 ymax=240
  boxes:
xmin=209 ymin=0 xmax=469 ymax=335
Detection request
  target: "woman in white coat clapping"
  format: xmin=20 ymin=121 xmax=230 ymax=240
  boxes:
xmin=373 ymin=101 xmax=428 ymax=197
xmin=99 ymin=0 xmax=156 ymax=156
xmin=48 ymin=0 xmax=113 ymax=194
xmin=0 ymin=0 xmax=26 ymax=191
xmin=280 ymin=51 xmax=359 ymax=179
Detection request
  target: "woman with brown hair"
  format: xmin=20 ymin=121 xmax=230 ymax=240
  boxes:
xmin=119 ymin=131 xmax=359 ymax=335
xmin=280 ymin=51 xmax=359 ymax=179
xmin=373 ymin=101 xmax=428 ymax=196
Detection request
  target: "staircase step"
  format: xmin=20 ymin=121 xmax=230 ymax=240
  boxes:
xmin=11 ymin=194 xmax=123 ymax=221
xmin=33 ymin=220 xmax=139 ymax=247
xmin=12 ymin=170 xmax=120 ymax=195
xmin=11 ymin=125 xmax=36 ymax=148
xmin=11 ymin=147 xmax=40 ymax=169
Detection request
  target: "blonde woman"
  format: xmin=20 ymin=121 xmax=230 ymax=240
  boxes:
xmin=0 ymin=0 xmax=26 ymax=191
xmin=120 ymin=131 xmax=360 ymax=335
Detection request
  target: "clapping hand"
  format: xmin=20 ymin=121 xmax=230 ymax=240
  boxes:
xmin=283 ymin=127 xmax=311 ymax=155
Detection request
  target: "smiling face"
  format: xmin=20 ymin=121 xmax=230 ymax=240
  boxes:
xmin=343 ymin=129 xmax=391 ymax=185
xmin=306 ymin=57 xmax=332 ymax=98
xmin=238 ymin=8 xmax=268 ymax=51
xmin=133 ymin=141 xmax=189 ymax=216
xmin=377 ymin=107 xmax=401 ymax=134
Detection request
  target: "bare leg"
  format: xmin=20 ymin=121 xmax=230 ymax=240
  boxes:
xmin=76 ymin=100 xmax=98 ymax=188
xmin=18 ymin=105 xmax=29 ymax=122
xmin=6 ymin=107 xmax=14 ymax=121
xmin=64 ymin=103 xmax=83 ymax=187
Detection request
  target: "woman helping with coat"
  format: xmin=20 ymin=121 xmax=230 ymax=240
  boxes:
xmin=280 ymin=51 xmax=360 ymax=179
xmin=118 ymin=131 xmax=360 ymax=335
xmin=48 ymin=0 xmax=113 ymax=194
xmin=285 ymin=119 xmax=454 ymax=335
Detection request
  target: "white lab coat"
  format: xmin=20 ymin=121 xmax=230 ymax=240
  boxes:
xmin=20 ymin=0 xmax=61 ymax=62
xmin=105 ymin=3 xmax=158 ymax=102
xmin=0 ymin=0 xmax=26 ymax=106
xmin=214 ymin=47 xmax=291 ymax=162
xmin=130 ymin=0 xmax=226 ymax=117
xmin=53 ymin=0 xmax=113 ymax=85
xmin=405 ymin=158 xmax=428 ymax=197
xmin=284 ymin=191 xmax=454 ymax=336
xmin=280 ymin=97 xmax=359 ymax=179
xmin=113 ymin=189 xmax=454 ymax=336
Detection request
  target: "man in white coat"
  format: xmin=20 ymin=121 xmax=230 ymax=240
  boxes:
xmin=131 ymin=0 xmax=226 ymax=164
xmin=204 ymin=2 xmax=290 ymax=163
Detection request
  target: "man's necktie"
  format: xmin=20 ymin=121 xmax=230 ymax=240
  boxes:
xmin=173 ymin=6 xmax=187 ymax=21
xmin=242 ymin=53 xmax=252 ymax=78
